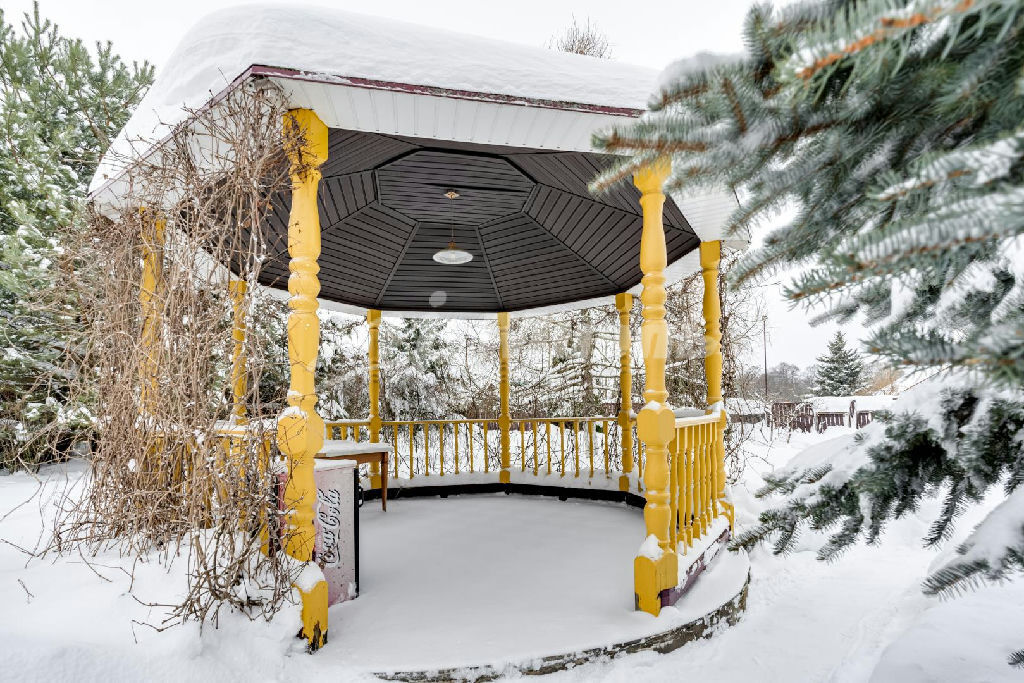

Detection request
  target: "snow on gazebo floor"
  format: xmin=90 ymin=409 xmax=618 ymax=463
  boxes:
xmin=325 ymin=494 xmax=749 ymax=676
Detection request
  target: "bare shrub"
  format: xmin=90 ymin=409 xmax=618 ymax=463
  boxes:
xmin=548 ymin=16 xmax=612 ymax=59
xmin=49 ymin=81 xmax=308 ymax=628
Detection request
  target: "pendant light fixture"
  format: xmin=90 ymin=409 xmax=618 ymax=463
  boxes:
xmin=432 ymin=189 xmax=473 ymax=265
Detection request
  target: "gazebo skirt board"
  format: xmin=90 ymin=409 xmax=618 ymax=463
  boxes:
xmin=377 ymin=569 xmax=749 ymax=682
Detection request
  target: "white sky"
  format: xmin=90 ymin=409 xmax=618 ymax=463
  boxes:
xmin=5 ymin=0 xmax=851 ymax=369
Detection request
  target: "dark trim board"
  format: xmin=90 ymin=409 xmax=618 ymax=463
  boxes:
xmin=250 ymin=65 xmax=646 ymax=117
xmin=359 ymin=481 xmax=647 ymax=509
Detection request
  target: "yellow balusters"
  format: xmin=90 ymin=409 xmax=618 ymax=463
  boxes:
xmin=439 ymin=424 xmax=445 ymax=476
xmin=603 ymin=420 xmax=611 ymax=476
xmin=393 ymin=425 xmax=399 ymax=478
xmin=546 ymin=422 xmax=552 ymax=475
xmin=681 ymin=427 xmax=692 ymax=549
xmin=615 ymin=293 xmax=634 ymax=491
xmin=633 ymin=157 xmax=678 ymax=616
xmin=588 ymin=421 xmax=595 ymax=478
xmin=559 ymin=421 xmax=566 ymax=476
xmin=573 ymin=420 xmax=580 ymax=478
xmin=367 ymin=309 xmax=382 ymax=488
xmin=454 ymin=423 xmax=460 ymax=475
xmin=425 ymin=424 xmax=431 ymax=476
xmin=407 ymin=423 xmax=414 ymax=478
xmin=533 ymin=421 xmax=539 ymax=476
xmin=700 ymin=240 xmax=729 ymax=518
xmin=277 ymin=108 xmax=329 ymax=651
xmin=669 ymin=435 xmax=679 ymax=551
xmin=520 ymin=421 xmax=526 ymax=472
xmin=497 ymin=312 xmax=511 ymax=484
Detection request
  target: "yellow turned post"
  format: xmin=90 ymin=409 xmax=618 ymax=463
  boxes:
xmin=497 ymin=312 xmax=511 ymax=484
xmin=700 ymin=241 xmax=729 ymax=514
xmin=228 ymin=279 xmax=248 ymax=423
xmin=367 ymin=309 xmax=383 ymax=489
xmin=138 ymin=210 xmax=165 ymax=416
xmin=633 ymin=158 xmax=678 ymax=616
xmin=615 ymin=293 xmax=634 ymax=492
xmin=277 ymin=108 xmax=329 ymax=652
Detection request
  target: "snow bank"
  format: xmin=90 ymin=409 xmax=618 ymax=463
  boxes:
xmin=870 ymin=579 xmax=1024 ymax=683
xmin=90 ymin=4 xmax=659 ymax=194
xmin=931 ymin=487 xmax=1024 ymax=581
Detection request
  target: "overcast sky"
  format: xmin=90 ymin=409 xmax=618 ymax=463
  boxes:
xmin=4 ymin=0 xmax=851 ymax=369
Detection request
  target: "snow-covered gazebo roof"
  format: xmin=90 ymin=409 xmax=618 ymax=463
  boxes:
xmin=90 ymin=4 xmax=738 ymax=318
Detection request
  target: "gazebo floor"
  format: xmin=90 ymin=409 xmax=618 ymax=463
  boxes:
xmin=326 ymin=494 xmax=749 ymax=679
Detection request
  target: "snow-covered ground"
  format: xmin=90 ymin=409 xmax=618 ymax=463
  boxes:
xmin=0 ymin=426 xmax=1021 ymax=682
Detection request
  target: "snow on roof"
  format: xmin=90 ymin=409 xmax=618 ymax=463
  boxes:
xmin=852 ymin=395 xmax=899 ymax=412
xmin=90 ymin=4 xmax=660 ymax=195
xmin=810 ymin=396 xmax=856 ymax=413
xmin=809 ymin=395 xmax=898 ymax=413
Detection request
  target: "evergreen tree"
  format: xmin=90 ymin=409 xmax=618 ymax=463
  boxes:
xmin=0 ymin=4 xmax=153 ymax=465
xmin=381 ymin=319 xmax=456 ymax=421
xmin=592 ymin=0 xmax=1024 ymax=665
xmin=813 ymin=331 xmax=864 ymax=396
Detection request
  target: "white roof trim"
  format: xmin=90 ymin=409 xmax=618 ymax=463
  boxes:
xmin=89 ymin=4 xmax=659 ymax=197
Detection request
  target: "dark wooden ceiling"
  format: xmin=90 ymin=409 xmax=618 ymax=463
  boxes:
xmin=253 ymin=130 xmax=699 ymax=313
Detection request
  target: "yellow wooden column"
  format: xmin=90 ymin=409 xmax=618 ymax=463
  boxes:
xmin=633 ymin=158 xmax=678 ymax=616
xmin=367 ymin=309 xmax=383 ymax=488
xmin=700 ymin=241 xmax=728 ymax=502
xmin=277 ymin=108 xmax=329 ymax=652
xmin=615 ymin=293 xmax=634 ymax=492
xmin=497 ymin=312 xmax=511 ymax=484
xmin=138 ymin=210 xmax=165 ymax=416
xmin=228 ymin=279 xmax=248 ymax=424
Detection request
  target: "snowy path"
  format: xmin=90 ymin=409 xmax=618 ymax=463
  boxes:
xmin=1 ymin=430 xmax=1022 ymax=682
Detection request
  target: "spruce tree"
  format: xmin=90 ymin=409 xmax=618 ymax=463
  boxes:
xmin=381 ymin=319 xmax=456 ymax=421
xmin=592 ymin=0 xmax=1024 ymax=665
xmin=813 ymin=331 xmax=864 ymax=396
xmin=0 ymin=3 xmax=153 ymax=466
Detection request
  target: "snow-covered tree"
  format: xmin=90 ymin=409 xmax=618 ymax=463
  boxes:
xmin=592 ymin=0 xmax=1024 ymax=665
xmin=813 ymin=331 xmax=864 ymax=396
xmin=0 ymin=3 xmax=153 ymax=466
xmin=380 ymin=319 xmax=457 ymax=421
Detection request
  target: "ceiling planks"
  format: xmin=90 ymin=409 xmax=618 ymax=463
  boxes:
xmin=249 ymin=129 xmax=700 ymax=313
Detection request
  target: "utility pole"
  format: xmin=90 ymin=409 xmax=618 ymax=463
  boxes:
xmin=762 ymin=314 xmax=770 ymax=427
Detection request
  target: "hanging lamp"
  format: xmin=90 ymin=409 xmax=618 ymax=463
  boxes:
xmin=432 ymin=189 xmax=473 ymax=265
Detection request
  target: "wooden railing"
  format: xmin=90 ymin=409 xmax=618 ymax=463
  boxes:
xmin=326 ymin=417 xmax=640 ymax=482
xmin=669 ymin=414 xmax=733 ymax=553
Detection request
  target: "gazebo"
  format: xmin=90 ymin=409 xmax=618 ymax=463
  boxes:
xmin=90 ymin=6 xmax=745 ymax=663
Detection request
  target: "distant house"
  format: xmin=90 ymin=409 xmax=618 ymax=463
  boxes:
xmin=810 ymin=397 xmax=855 ymax=432
xmin=850 ymin=395 xmax=899 ymax=428
xmin=768 ymin=396 xmax=898 ymax=433
xmin=806 ymin=396 xmax=898 ymax=432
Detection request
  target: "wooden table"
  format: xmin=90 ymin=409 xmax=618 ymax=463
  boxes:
xmin=318 ymin=440 xmax=394 ymax=511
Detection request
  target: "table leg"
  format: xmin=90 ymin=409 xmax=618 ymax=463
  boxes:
xmin=380 ymin=453 xmax=388 ymax=512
